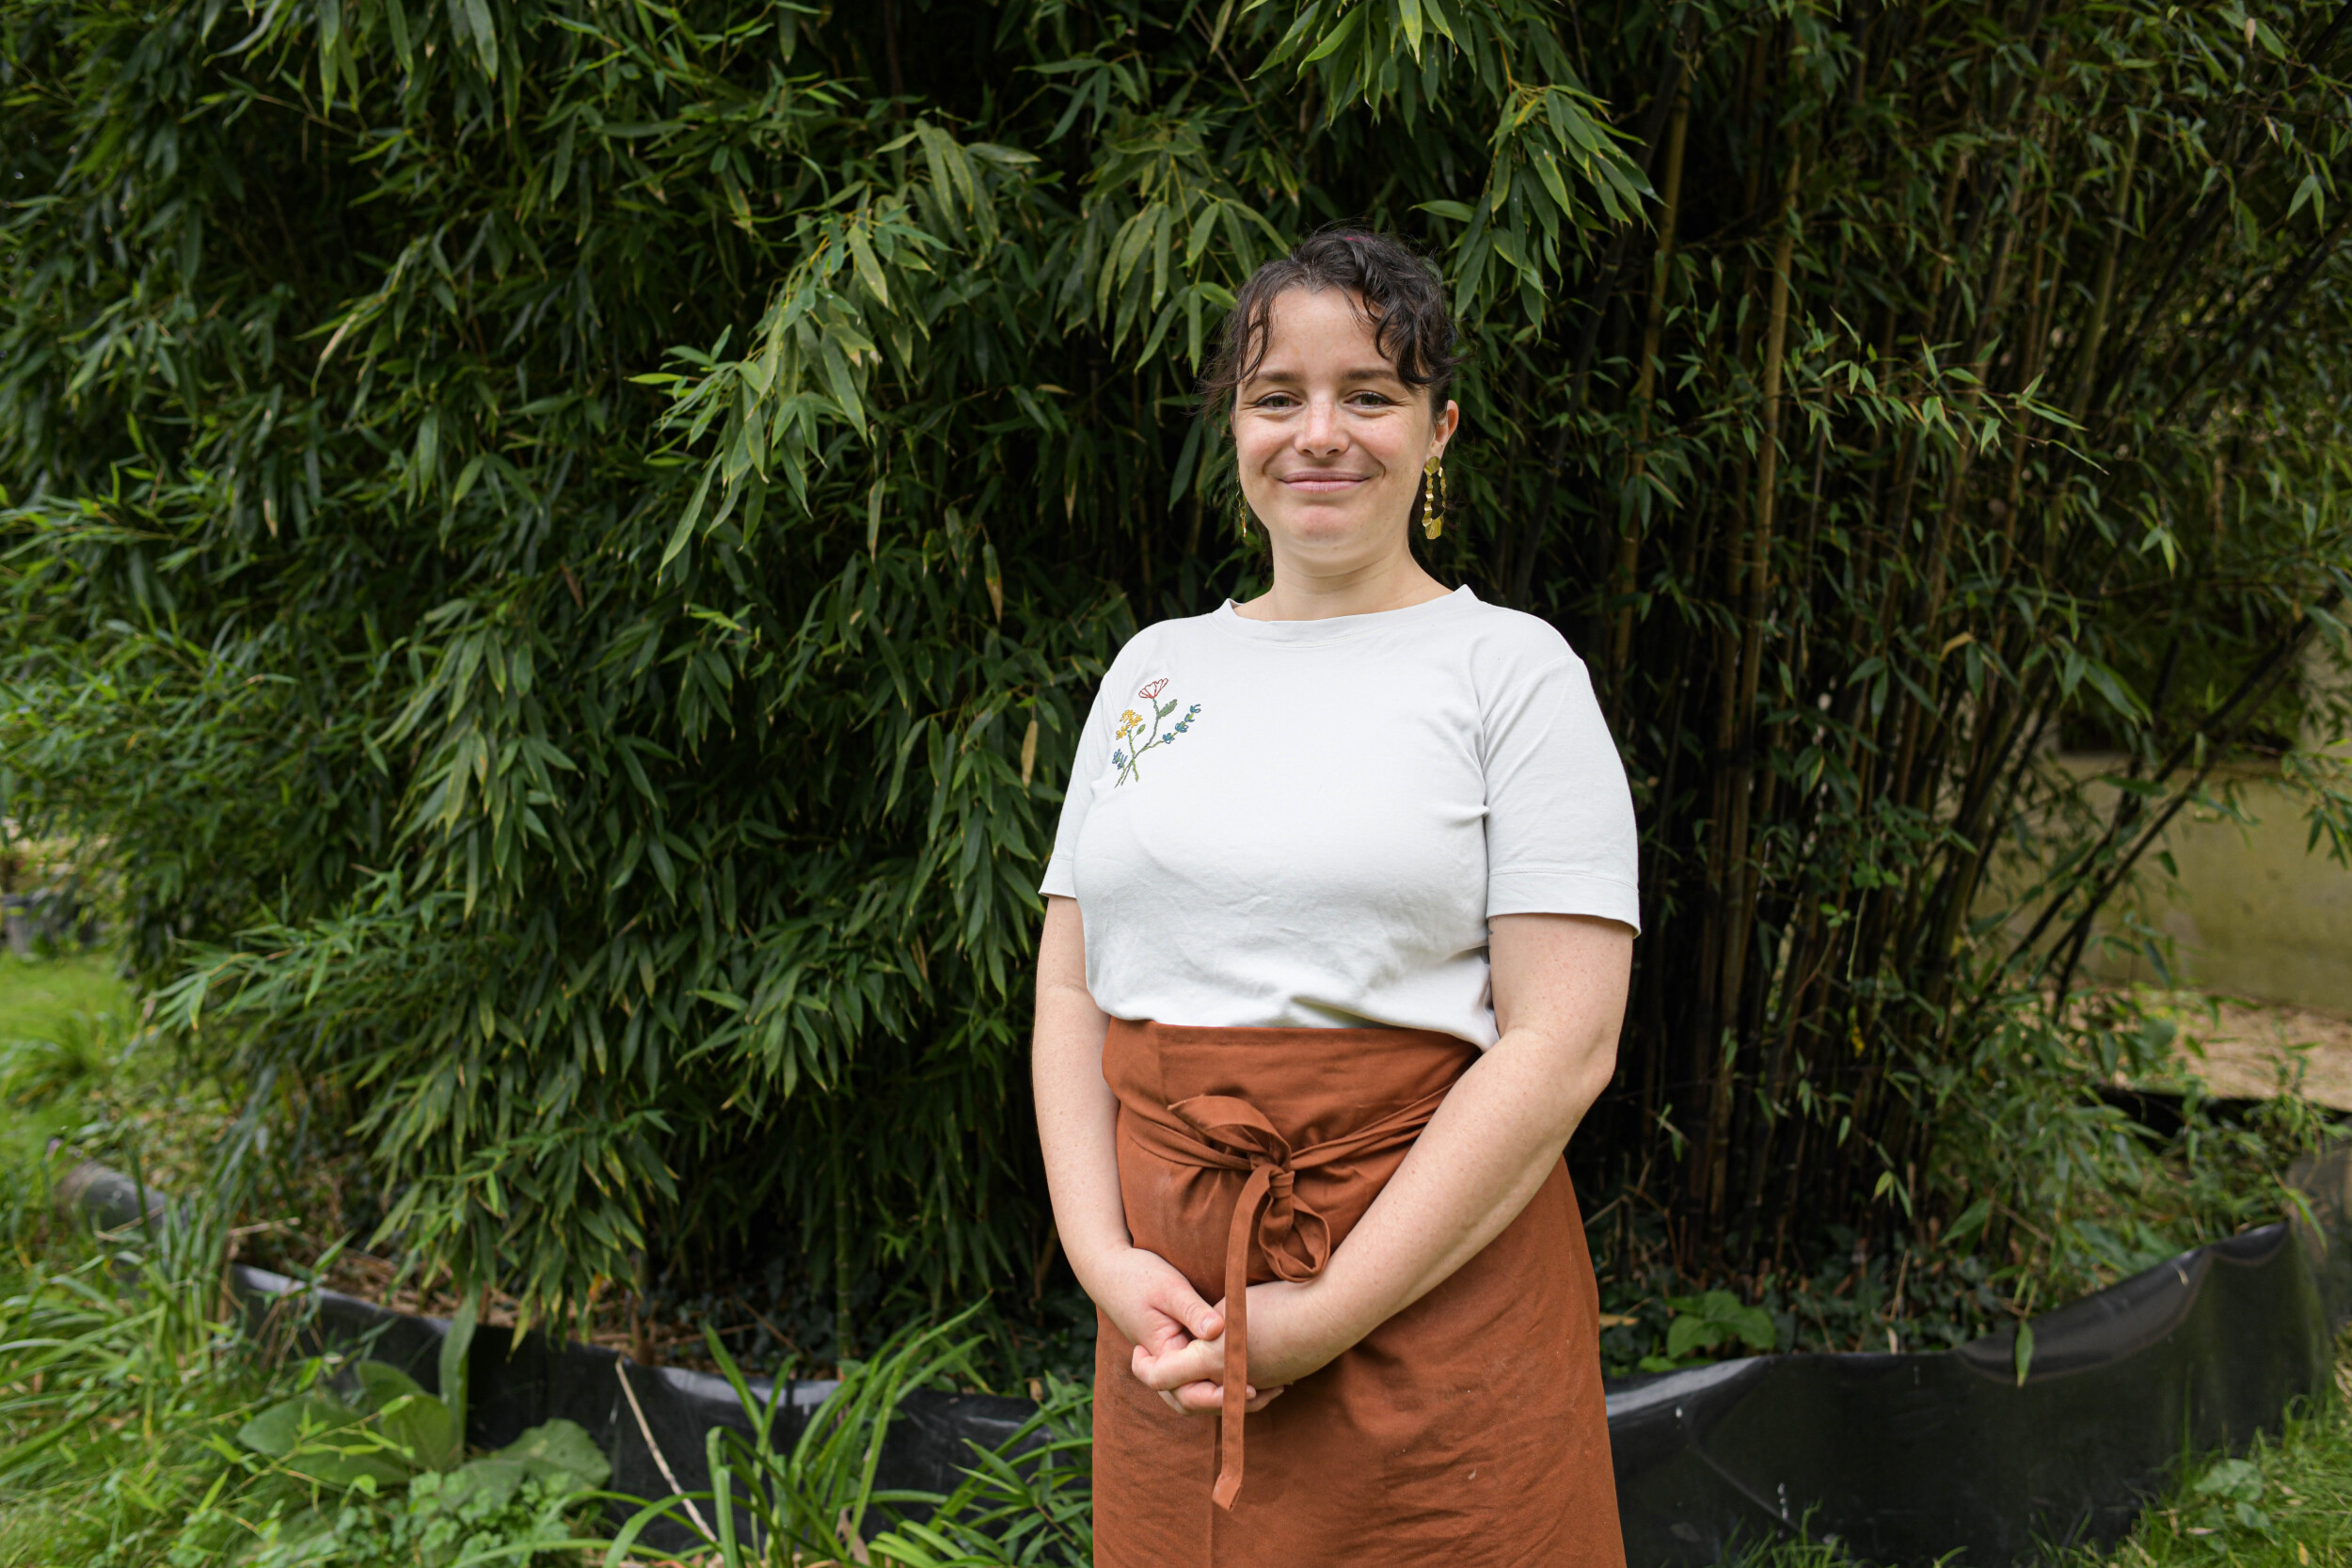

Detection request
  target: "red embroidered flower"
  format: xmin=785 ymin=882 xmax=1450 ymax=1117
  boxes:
xmin=1138 ymin=679 xmax=1169 ymax=700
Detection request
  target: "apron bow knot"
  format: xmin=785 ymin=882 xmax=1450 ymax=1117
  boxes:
xmin=1142 ymin=1085 xmax=1451 ymax=1510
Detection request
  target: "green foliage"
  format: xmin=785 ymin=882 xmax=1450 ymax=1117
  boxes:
xmin=237 ymin=1296 xmax=514 ymax=1493
xmin=0 ymin=0 xmax=1640 ymax=1328
xmin=2082 ymin=1341 xmax=2352 ymax=1567
xmin=1926 ymin=991 xmax=2350 ymax=1309
xmin=1639 ymin=1288 xmax=1779 ymax=1372
xmin=5 ymin=0 xmax=2351 ymax=1331
xmin=229 ymin=1375 xmax=612 ymax=1568
xmin=2185 ymin=1455 xmax=2271 ymax=1537
xmin=0 ymin=1139 xmax=609 ymax=1568
xmin=230 ymin=1465 xmax=601 ymax=1568
xmin=0 ymin=951 xmax=129 ymax=1049
xmin=606 ymin=1315 xmax=1091 ymax=1568
xmin=0 ymin=1008 xmax=117 ymax=1108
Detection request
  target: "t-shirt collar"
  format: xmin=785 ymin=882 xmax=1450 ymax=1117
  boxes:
xmin=1214 ymin=584 xmax=1479 ymax=645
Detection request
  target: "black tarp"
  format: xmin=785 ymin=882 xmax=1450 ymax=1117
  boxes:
xmin=218 ymin=1259 xmax=1036 ymax=1518
xmin=1607 ymin=1219 xmax=2336 ymax=1562
xmin=58 ymin=1144 xmax=2352 ymax=1564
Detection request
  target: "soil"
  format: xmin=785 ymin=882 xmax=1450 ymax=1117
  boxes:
xmin=230 ymin=1232 xmax=765 ymax=1370
xmin=2147 ymin=993 xmax=2352 ymax=1111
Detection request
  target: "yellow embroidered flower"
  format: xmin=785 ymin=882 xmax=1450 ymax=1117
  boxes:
xmin=1119 ymin=709 xmax=1141 ymax=731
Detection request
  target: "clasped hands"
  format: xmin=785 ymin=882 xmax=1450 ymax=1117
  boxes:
xmin=1098 ymin=1244 xmax=1347 ymax=1418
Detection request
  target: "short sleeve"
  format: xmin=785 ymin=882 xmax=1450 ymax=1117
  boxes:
xmin=1039 ymin=673 xmax=1117 ymax=900
xmin=1482 ymin=655 xmax=1641 ymax=931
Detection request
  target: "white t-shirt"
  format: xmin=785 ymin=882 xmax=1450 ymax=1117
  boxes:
xmin=1040 ymin=586 xmax=1639 ymax=1048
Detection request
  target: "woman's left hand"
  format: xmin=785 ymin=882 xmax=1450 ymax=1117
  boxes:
xmin=1130 ymin=1279 xmax=1344 ymax=1416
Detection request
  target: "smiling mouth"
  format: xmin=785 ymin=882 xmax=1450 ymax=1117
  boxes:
xmin=1279 ymin=473 xmax=1371 ymax=491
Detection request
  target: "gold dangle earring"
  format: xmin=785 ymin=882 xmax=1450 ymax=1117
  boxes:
xmin=1235 ymin=481 xmax=1252 ymax=538
xmin=1421 ymin=455 xmax=1448 ymax=541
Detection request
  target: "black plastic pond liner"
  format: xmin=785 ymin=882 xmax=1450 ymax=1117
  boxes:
xmin=213 ymin=1259 xmax=1036 ymax=1537
xmin=1608 ymin=1219 xmax=2335 ymax=1563
xmin=56 ymin=1145 xmax=2352 ymax=1565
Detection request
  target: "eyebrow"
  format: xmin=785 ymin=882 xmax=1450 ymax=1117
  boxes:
xmin=1241 ymin=364 xmax=1407 ymax=387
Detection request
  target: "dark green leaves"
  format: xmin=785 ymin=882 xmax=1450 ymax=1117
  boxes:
xmin=7 ymin=0 xmax=2350 ymax=1337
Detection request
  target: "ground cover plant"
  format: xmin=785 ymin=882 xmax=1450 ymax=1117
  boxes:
xmin=0 ymin=945 xmax=118 ymax=1035
xmin=5 ymin=0 xmax=2352 ymax=1358
xmin=0 ymin=1137 xmax=616 ymax=1568
xmin=2098 ymin=1346 xmax=2352 ymax=1568
xmin=0 ymin=967 xmax=1085 ymax=1566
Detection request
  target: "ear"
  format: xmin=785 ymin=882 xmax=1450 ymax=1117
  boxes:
xmin=1429 ymin=400 xmax=1461 ymax=459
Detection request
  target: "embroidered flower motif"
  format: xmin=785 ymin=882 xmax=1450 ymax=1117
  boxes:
xmin=1112 ymin=678 xmax=1200 ymax=786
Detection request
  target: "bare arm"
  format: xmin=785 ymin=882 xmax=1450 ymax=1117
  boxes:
xmin=1032 ymin=896 xmax=1275 ymax=1402
xmin=1136 ymin=911 xmax=1631 ymax=1404
xmin=1031 ymin=895 xmax=1127 ymax=1285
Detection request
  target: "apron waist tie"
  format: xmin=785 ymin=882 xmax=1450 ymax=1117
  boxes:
xmin=1125 ymin=1085 xmax=1453 ymax=1510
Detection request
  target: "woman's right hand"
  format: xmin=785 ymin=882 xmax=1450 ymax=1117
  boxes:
xmin=1034 ymin=901 xmax=1274 ymax=1414
xmin=1089 ymin=1244 xmax=1226 ymax=1366
xmin=1088 ymin=1247 xmax=1284 ymax=1415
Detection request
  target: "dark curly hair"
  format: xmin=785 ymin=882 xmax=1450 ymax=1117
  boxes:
xmin=1199 ymin=227 xmax=1463 ymax=420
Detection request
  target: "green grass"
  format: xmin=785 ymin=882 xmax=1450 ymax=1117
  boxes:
xmin=0 ymin=948 xmax=130 ymax=1043
xmin=2093 ymin=1353 xmax=2352 ymax=1568
xmin=0 ymin=949 xmax=133 ymax=1178
xmin=0 ymin=947 xmax=239 ymax=1203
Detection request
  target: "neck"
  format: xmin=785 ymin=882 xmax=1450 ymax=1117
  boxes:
xmin=1236 ymin=533 xmax=1452 ymax=622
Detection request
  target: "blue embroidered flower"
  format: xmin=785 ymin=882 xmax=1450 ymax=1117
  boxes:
xmin=1112 ymin=750 xmax=1127 ymax=768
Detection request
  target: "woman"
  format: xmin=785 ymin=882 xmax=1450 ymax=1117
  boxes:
xmin=1033 ymin=228 xmax=1638 ymax=1566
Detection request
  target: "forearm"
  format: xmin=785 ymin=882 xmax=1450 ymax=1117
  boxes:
xmin=1034 ymin=997 xmax=1126 ymax=1289
xmin=1231 ymin=912 xmax=1631 ymax=1390
xmin=1275 ymin=1022 xmax=1611 ymax=1370
xmin=1108 ymin=912 xmax=1631 ymax=1413
xmin=1031 ymin=898 xmax=1128 ymax=1292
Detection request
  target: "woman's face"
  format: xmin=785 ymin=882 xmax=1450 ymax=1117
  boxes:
xmin=1232 ymin=287 xmax=1458 ymax=562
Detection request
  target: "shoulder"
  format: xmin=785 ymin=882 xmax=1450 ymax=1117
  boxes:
xmin=1108 ymin=608 xmax=1225 ymax=670
xmin=1082 ymin=610 xmax=1217 ymax=705
xmin=1448 ymin=597 xmax=1587 ymax=687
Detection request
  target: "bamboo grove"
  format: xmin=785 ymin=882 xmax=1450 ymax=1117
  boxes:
xmin=4 ymin=0 xmax=2349 ymax=1329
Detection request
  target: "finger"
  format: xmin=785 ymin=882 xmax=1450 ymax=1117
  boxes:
xmin=1133 ymin=1310 xmax=1193 ymax=1358
xmin=1132 ymin=1340 xmax=1208 ymax=1389
xmin=1172 ymin=1378 xmax=1225 ymax=1413
xmin=1154 ymin=1280 xmax=1222 ymax=1344
xmin=1157 ymin=1388 xmax=1199 ymax=1417
xmin=1166 ymin=1378 xmax=1274 ymax=1415
xmin=1133 ymin=1338 xmax=1220 ymax=1392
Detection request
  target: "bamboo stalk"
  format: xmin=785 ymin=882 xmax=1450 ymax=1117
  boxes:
xmin=1699 ymin=149 xmax=1803 ymax=1224
xmin=1608 ymin=85 xmax=1692 ymax=697
xmin=2065 ymin=132 xmax=2138 ymax=420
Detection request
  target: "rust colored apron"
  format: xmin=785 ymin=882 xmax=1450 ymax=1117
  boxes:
xmin=1092 ymin=1018 xmax=1624 ymax=1568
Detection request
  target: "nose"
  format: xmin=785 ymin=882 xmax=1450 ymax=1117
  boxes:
xmin=1295 ymin=394 xmax=1350 ymax=456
